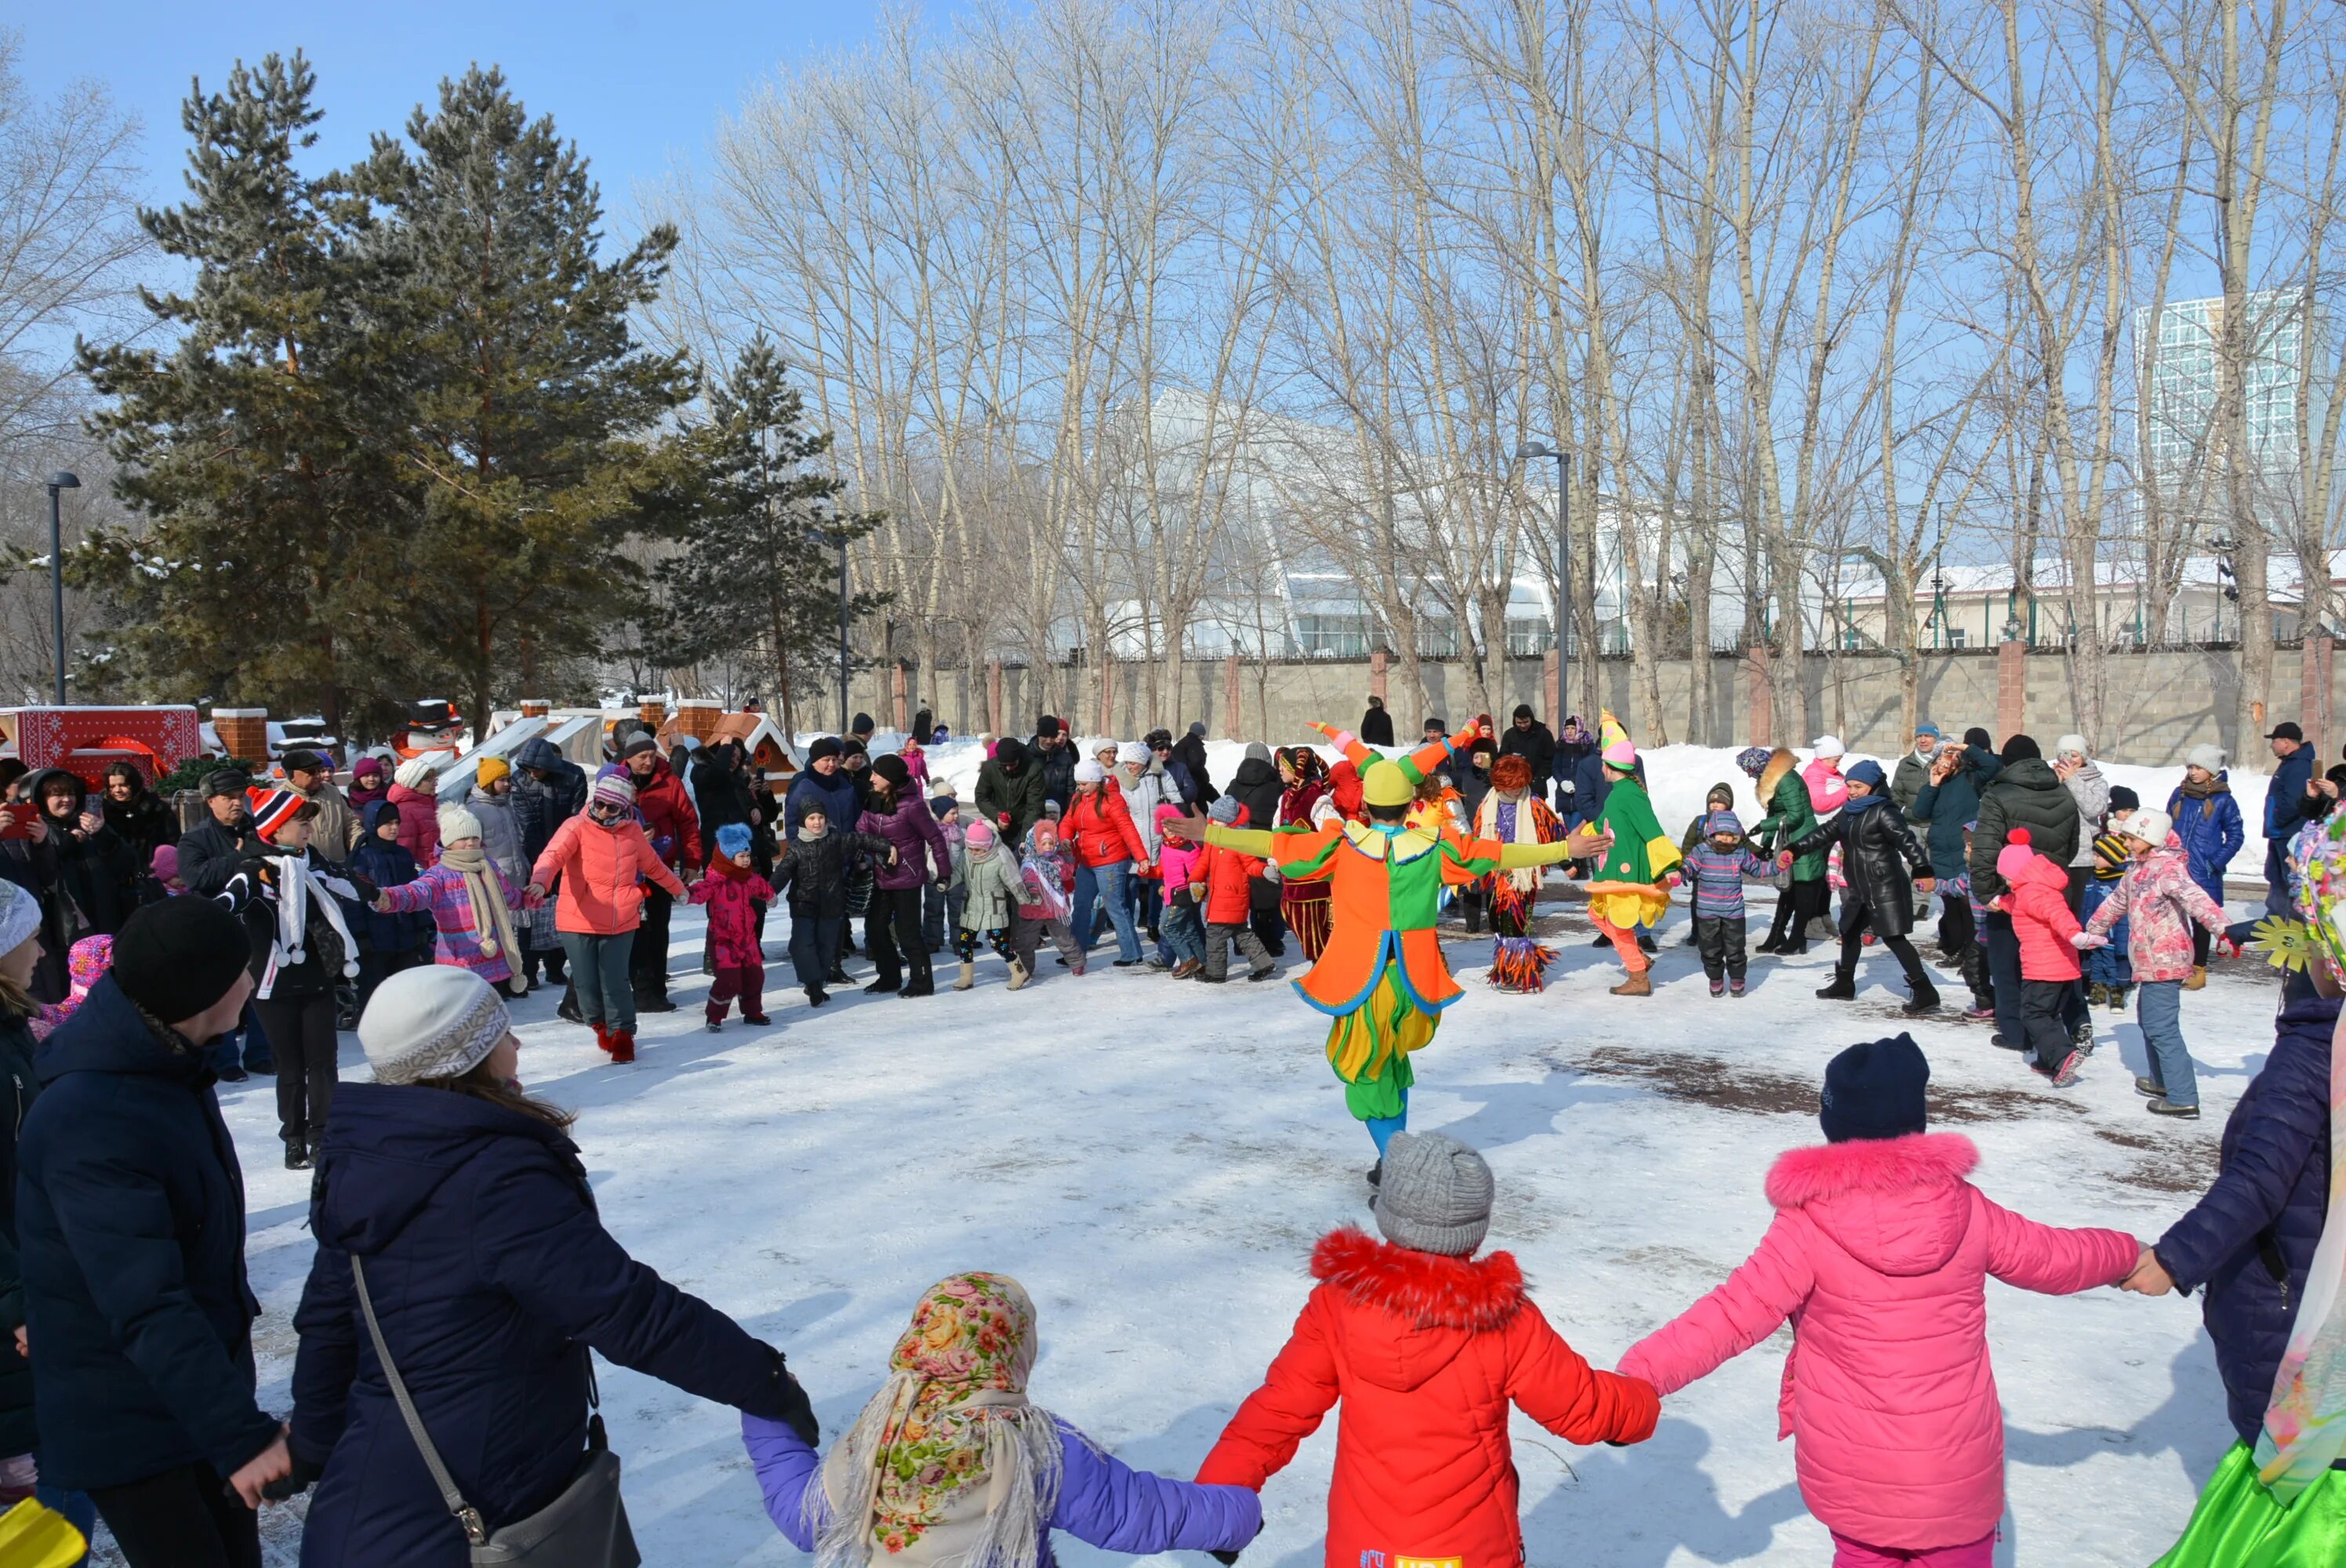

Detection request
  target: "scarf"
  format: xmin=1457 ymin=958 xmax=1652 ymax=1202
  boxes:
xmin=2260 ymin=815 xmax=2346 ymax=1496
xmin=2179 ymin=775 xmax=2221 ymax=800
xmin=251 ymin=847 xmax=361 ymax=998
xmin=800 ymin=824 xmax=829 ymax=844
xmin=438 ymin=842 xmax=523 ymax=993
xmin=1476 ymin=789 xmax=1560 ymax=893
xmin=812 ymin=1274 xmax=1062 ymax=1568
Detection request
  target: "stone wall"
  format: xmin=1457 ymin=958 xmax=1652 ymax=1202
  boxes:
xmin=852 ymin=641 xmax=2333 ymax=768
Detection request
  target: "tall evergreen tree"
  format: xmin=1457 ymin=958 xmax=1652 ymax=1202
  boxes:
xmin=356 ymin=67 xmax=696 ymax=738
xmin=74 ymin=55 xmax=417 ymax=731
xmin=649 ymin=339 xmax=887 ymax=739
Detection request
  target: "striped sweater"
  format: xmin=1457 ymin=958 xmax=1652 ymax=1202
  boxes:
xmin=1680 ymin=843 xmax=1772 ymax=919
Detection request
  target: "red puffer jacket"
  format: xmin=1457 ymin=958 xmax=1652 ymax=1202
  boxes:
xmin=1199 ymin=804 xmax=1262 ymax=924
xmin=1993 ymin=829 xmax=2081 ymax=982
xmin=1197 ymin=1229 xmax=1658 ymax=1568
xmin=626 ymin=756 xmax=702 ymax=870
xmin=1062 ymin=786 xmax=1148 ymax=869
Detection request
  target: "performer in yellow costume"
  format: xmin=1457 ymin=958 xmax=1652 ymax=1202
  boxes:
xmin=1178 ymin=722 xmax=1596 ymax=1179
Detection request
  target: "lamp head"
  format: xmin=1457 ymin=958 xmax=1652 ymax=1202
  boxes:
xmin=1513 ymin=441 xmax=1551 ymax=461
xmin=46 ymin=472 xmax=79 ymax=491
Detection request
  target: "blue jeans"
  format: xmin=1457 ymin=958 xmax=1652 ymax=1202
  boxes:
xmin=1071 ymin=858 xmax=1141 ymax=963
xmin=36 ymin=1483 xmax=94 ymax=1567
xmin=2137 ymin=979 xmax=2196 ymax=1107
xmin=1160 ymin=899 xmax=1206 ymax=964
xmin=1131 ymin=875 xmax=1162 ymax=938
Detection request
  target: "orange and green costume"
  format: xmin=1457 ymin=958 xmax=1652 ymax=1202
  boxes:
xmin=1201 ymin=723 xmax=1581 ymax=1140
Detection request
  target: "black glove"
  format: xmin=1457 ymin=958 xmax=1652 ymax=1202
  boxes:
xmin=262 ymin=1450 xmax=324 ymax=1501
xmin=1211 ymin=1552 xmax=1240 ymax=1566
xmin=768 ymin=1347 xmax=819 ymax=1447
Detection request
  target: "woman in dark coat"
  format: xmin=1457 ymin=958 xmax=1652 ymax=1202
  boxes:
xmin=2134 ymin=983 xmax=2344 ymax=1552
xmin=100 ymin=762 xmax=180 ymax=873
xmin=856 ymin=755 xmax=953 ymax=996
xmin=27 ymin=769 xmax=137 ymax=941
xmin=1785 ymin=759 xmax=1938 ymax=1013
xmin=290 ymin=966 xmax=815 ymax=1568
xmin=0 ymin=884 xmax=49 ymax=1494
xmin=1358 ymin=697 xmax=1395 ymax=747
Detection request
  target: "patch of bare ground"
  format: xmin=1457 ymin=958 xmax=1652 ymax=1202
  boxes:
xmin=2090 ymin=1120 xmax=2221 ymax=1192
xmin=1577 ymin=1045 xmax=2087 ymax=1124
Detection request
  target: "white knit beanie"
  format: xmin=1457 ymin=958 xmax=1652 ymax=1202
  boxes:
xmin=2056 ymin=734 xmax=2090 ymax=760
xmin=1810 ymin=735 xmax=1844 ymax=760
xmin=2126 ymin=808 xmax=2174 ymax=845
xmin=438 ymin=805 xmax=484 ymax=844
xmin=361 ymin=965 xmax=511 ymax=1085
xmin=0 ymin=880 xmax=42 ymax=959
xmin=1116 ymin=740 xmax=1149 ymax=766
xmin=2188 ymin=744 xmax=2226 ymax=774
xmin=1073 ymin=760 xmax=1106 ymax=785
xmin=394 ymin=753 xmax=446 ymax=791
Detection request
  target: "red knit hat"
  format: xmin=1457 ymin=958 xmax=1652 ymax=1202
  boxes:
xmin=246 ymin=786 xmax=308 ymax=841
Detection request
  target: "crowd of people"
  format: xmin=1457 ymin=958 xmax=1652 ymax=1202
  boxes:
xmin=0 ymin=697 xmax=2337 ymax=1568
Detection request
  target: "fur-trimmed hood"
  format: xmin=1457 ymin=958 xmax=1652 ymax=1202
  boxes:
xmin=1756 ymin=747 xmax=1799 ymax=801
xmin=1313 ymin=1227 xmax=1525 ymax=1330
xmin=1764 ymin=1134 xmax=1979 ymax=1278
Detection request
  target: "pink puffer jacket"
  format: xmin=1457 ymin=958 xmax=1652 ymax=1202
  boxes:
xmin=1801 ymin=757 xmax=1849 ymax=815
xmin=1618 ymin=1134 xmax=2136 ymax=1552
xmin=2084 ymin=841 xmax=2228 ymax=982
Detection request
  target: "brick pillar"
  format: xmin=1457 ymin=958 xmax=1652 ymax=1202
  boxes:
xmin=987 ymin=660 xmax=1005 ymax=736
xmin=1369 ymin=649 xmax=1389 ymax=701
xmin=2302 ymin=636 xmax=2333 ymax=762
xmin=1222 ymin=655 xmax=1242 ymax=740
xmin=212 ymin=708 xmax=269 ymax=764
xmin=518 ymin=699 xmax=550 ymax=719
xmin=1996 ymin=638 xmax=2027 ymax=742
xmin=1542 ymin=650 xmax=1560 ymax=728
xmin=637 ymin=699 xmax=665 ymax=732
xmin=1745 ymin=650 xmax=1771 ymax=750
xmin=890 ymin=663 xmax=909 ymax=731
xmin=677 ymin=699 xmax=722 ymax=743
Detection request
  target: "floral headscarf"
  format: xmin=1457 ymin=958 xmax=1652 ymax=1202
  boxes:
xmin=815 ymin=1274 xmax=1062 ymax=1568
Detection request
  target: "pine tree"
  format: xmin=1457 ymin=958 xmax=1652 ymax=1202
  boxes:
xmin=74 ymin=55 xmax=420 ymax=731
xmin=355 ymin=66 xmax=697 ymax=739
xmin=649 ymin=338 xmax=888 ymax=739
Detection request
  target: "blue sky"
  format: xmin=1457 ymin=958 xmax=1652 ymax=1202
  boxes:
xmin=12 ymin=2 xmax=949 ymax=231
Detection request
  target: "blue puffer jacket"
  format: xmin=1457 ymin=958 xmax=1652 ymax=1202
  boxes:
xmin=784 ymin=766 xmax=862 ymax=837
xmin=291 ymin=1082 xmax=804 ymax=1567
xmin=2154 ymin=992 xmax=2339 ymax=1446
xmin=347 ymin=800 xmax=434 ymax=953
xmin=16 ymin=976 xmax=278 ymax=1491
xmin=2165 ymin=779 xmax=2245 ymax=906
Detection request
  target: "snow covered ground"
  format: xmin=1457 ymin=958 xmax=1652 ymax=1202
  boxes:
xmin=189 ymin=742 xmax=2286 ymax=1567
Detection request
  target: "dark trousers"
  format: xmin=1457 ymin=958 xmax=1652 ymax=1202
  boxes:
xmin=1249 ymin=886 xmax=1287 ymax=956
xmin=2021 ymin=978 xmax=2076 ymax=1071
xmin=866 ymin=885 xmax=929 ymax=989
xmin=90 ymin=1458 xmax=261 ymax=1568
xmin=629 ymin=883 xmax=675 ymax=1001
xmin=787 ymin=911 xmax=840 ymax=996
xmin=1205 ymin=920 xmax=1272 ymax=980
xmin=1694 ymin=913 xmax=1747 ymax=983
xmin=1835 ymin=924 xmax=1936 ymax=999
xmin=1765 ymin=877 xmax=1829 ymax=949
xmin=709 ymin=960 xmax=765 ymax=1022
xmin=1941 ymin=895 xmax=1988 ymax=1004
xmin=1985 ymin=913 xmax=2086 ymax=1044
xmin=355 ymin=946 xmax=425 ymax=1022
xmin=255 ymin=992 xmax=336 ymax=1145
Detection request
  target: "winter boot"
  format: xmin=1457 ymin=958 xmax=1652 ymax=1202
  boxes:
xmin=634 ymin=991 xmax=677 ymax=1014
xmin=953 ymin=961 xmax=975 ymax=992
xmin=2087 ymin=982 xmax=2108 ymax=1006
xmin=2107 ymin=985 xmax=2129 ymax=1013
xmin=1815 ymin=975 xmax=1858 ymax=1000
xmin=1589 ymin=932 xmax=1612 ymax=948
xmin=284 ymin=1137 xmax=310 ymax=1171
xmin=705 ymin=1001 xmax=727 ymax=1032
xmin=592 ymin=1021 xmax=612 ymax=1055
xmin=2146 ymin=1098 xmax=2200 ymax=1118
xmin=1902 ymin=976 xmax=1941 ymax=1015
xmin=1609 ymin=967 xmax=1652 ymax=996
xmin=1730 ymin=978 xmax=1747 ymax=997
xmin=1636 ymin=931 xmax=1658 ymax=954
xmin=865 ymin=974 xmax=903 ymax=995
xmin=2134 ymin=1075 xmax=2166 ymax=1098
xmin=1709 ymin=979 xmax=1726 ymax=997
xmin=2050 ymin=1049 xmax=2083 ymax=1087
xmin=558 ymin=983 xmax=584 ymax=1025
xmin=1006 ymin=956 xmax=1031 ymax=991
xmin=807 ymin=988 xmax=830 ymax=1007
xmin=607 ymin=1029 xmax=636 ymax=1064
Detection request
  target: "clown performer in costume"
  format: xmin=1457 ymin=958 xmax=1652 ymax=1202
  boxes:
xmin=1585 ymin=714 xmax=1683 ymax=996
xmin=1473 ymin=753 xmax=1568 ymax=992
xmin=2137 ymin=809 xmax=2346 ymax=1564
xmin=1174 ymin=723 xmax=1599 ymax=1185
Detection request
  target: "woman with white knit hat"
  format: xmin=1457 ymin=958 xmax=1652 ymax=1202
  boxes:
xmin=285 ymin=965 xmax=818 ymax=1567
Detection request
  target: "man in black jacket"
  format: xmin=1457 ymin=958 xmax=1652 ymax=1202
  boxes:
xmin=1787 ymin=759 xmax=1938 ymax=1014
xmin=1498 ymin=705 xmax=1556 ymax=786
xmin=177 ymin=769 xmax=255 ymax=898
xmin=1359 ymin=697 xmax=1395 ymax=746
xmin=1968 ymin=734 xmax=2088 ymax=1050
xmin=19 ymin=898 xmax=285 ymax=1566
xmin=1031 ymin=717 xmax=1077 ymax=811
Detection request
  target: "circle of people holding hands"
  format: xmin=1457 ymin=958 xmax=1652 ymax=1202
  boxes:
xmin=0 ymin=701 xmax=2337 ymax=1567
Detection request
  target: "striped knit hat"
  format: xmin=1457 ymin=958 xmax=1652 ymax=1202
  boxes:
xmin=591 ymin=774 xmax=637 ymax=811
xmin=246 ymin=786 xmax=310 ymax=841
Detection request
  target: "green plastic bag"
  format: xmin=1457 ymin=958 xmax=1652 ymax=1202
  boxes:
xmin=2155 ymin=1443 xmax=2346 ymax=1567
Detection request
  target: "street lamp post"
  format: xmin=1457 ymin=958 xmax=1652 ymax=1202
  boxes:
xmin=45 ymin=473 xmax=78 ymax=706
xmin=834 ymin=528 xmax=850 ymax=735
xmin=1513 ymin=440 xmax=1571 ymax=719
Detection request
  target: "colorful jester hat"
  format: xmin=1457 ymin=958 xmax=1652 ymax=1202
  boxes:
xmin=2252 ymin=808 xmax=2346 ymax=1498
xmin=1307 ymin=721 xmax=1474 ymax=809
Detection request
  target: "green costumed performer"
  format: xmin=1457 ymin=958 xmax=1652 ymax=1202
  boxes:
xmin=1171 ymin=721 xmax=1600 ymax=1183
xmin=2142 ymin=811 xmax=2346 ymax=1565
xmin=1585 ymin=714 xmax=1681 ymax=996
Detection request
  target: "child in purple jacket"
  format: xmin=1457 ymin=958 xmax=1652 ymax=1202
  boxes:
xmin=1680 ymin=810 xmax=1772 ymax=997
xmin=743 ymin=1272 xmax=1258 ymax=1568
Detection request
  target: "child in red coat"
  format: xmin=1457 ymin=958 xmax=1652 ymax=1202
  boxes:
xmin=1199 ymin=1132 xmax=1657 ymax=1567
xmin=1991 ymin=827 xmax=2086 ymax=1084
xmin=1199 ymin=797 xmax=1274 ymax=983
xmin=692 ymin=822 xmax=775 ymax=1029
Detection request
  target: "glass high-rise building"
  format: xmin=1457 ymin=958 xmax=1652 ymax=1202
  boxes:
xmin=2137 ymin=290 xmax=2311 ymax=480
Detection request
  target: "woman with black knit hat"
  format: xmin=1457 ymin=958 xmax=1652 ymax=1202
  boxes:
xmin=18 ymin=895 xmax=288 ymax=1568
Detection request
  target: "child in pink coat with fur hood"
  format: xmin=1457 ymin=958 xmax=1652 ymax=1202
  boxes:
xmin=1618 ymin=1035 xmax=2139 ymax=1567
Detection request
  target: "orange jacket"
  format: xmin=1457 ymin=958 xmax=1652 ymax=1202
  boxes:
xmin=1199 ymin=1229 xmax=1658 ymax=1568
xmin=1200 ymin=835 xmax=1265 ymax=924
xmin=529 ymin=813 xmax=686 ymax=936
xmin=1063 ymin=786 xmax=1149 ymax=869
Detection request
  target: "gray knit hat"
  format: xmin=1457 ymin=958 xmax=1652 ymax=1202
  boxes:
xmin=361 ymin=965 xmax=512 ymax=1085
xmin=1373 ymin=1131 xmax=1493 ymax=1256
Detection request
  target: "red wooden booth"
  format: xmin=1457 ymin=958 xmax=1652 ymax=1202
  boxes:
xmin=3 ymin=706 xmax=204 ymax=789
